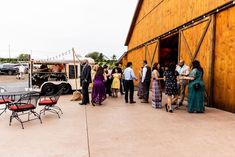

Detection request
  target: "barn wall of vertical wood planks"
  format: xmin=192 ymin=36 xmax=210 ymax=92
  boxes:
xmin=213 ymin=6 xmax=235 ymax=112
xmin=119 ymin=0 xmax=235 ymax=112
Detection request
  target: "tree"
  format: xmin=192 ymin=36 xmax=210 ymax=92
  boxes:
xmin=111 ymin=54 xmax=117 ymax=61
xmin=85 ymin=51 xmax=105 ymax=63
xmin=17 ymin=53 xmax=30 ymax=61
xmin=85 ymin=51 xmax=100 ymax=62
xmin=98 ymin=53 xmax=104 ymax=62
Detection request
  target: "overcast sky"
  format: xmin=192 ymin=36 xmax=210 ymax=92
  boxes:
xmin=0 ymin=0 xmax=138 ymax=59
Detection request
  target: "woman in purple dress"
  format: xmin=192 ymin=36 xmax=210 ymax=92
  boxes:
xmin=91 ymin=66 xmax=107 ymax=106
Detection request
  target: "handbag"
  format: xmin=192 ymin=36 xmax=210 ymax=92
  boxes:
xmin=193 ymin=82 xmax=201 ymax=90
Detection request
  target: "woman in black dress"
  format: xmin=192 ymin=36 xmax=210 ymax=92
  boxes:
xmin=163 ymin=63 xmax=179 ymax=113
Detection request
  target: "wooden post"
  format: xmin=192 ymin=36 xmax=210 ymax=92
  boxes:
xmin=178 ymin=31 xmax=181 ymax=62
xmin=157 ymin=40 xmax=160 ymax=63
xmin=28 ymin=54 xmax=32 ymax=88
xmin=208 ymin=14 xmax=216 ymax=107
xmin=72 ymin=48 xmax=78 ymax=91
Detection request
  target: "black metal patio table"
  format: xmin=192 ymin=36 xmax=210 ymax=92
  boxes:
xmin=0 ymin=90 xmax=42 ymax=129
xmin=0 ymin=90 xmax=40 ymax=101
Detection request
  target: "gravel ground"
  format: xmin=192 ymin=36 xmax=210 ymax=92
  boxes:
xmin=0 ymin=74 xmax=28 ymax=91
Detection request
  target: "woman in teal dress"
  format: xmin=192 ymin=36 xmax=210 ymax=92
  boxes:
xmin=182 ymin=60 xmax=205 ymax=113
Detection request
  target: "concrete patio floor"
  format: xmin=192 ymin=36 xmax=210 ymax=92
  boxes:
xmin=1 ymin=92 xmax=235 ymax=157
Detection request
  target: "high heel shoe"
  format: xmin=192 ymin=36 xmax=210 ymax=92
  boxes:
xmin=169 ymin=109 xmax=173 ymax=113
xmin=91 ymin=101 xmax=95 ymax=106
xmin=165 ymin=104 xmax=168 ymax=112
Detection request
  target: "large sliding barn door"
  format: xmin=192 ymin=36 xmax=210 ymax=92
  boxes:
xmin=144 ymin=40 xmax=159 ymax=67
xmin=179 ymin=16 xmax=215 ymax=106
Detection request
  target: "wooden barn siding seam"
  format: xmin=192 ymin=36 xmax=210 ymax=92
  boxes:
xmin=136 ymin=0 xmax=164 ymax=25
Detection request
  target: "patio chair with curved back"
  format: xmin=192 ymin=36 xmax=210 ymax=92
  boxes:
xmin=38 ymin=87 xmax=64 ymax=118
xmin=0 ymin=87 xmax=12 ymax=116
xmin=8 ymin=92 xmax=41 ymax=129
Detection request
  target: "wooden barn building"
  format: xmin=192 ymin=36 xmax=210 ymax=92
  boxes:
xmin=118 ymin=0 xmax=235 ymax=112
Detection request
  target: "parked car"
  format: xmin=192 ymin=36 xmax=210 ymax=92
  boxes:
xmin=0 ymin=63 xmax=19 ymax=75
xmin=16 ymin=63 xmax=29 ymax=74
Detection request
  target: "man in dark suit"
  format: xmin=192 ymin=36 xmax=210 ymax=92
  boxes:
xmin=80 ymin=59 xmax=91 ymax=105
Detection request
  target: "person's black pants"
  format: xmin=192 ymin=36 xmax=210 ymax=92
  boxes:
xmin=122 ymin=79 xmax=126 ymax=92
xmin=105 ymin=79 xmax=112 ymax=96
xmin=143 ymin=80 xmax=150 ymax=101
xmin=82 ymin=82 xmax=90 ymax=104
xmin=120 ymin=79 xmax=124 ymax=94
xmin=124 ymin=80 xmax=134 ymax=102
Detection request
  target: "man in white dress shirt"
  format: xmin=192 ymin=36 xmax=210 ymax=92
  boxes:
xmin=141 ymin=60 xmax=151 ymax=103
xmin=176 ymin=59 xmax=190 ymax=107
xmin=123 ymin=62 xmax=137 ymax=104
xmin=19 ymin=65 xmax=25 ymax=79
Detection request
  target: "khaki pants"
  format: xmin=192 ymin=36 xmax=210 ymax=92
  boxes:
xmin=178 ymin=80 xmax=188 ymax=104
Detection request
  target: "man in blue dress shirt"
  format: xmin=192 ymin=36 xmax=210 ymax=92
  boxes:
xmin=123 ymin=62 xmax=137 ymax=104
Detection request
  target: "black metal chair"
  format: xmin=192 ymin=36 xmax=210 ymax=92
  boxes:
xmin=38 ymin=88 xmax=64 ymax=118
xmin=7 ymin=92 xmax=41 ymax=129
xmin=0 ymin=87 xmax=11 ymax=116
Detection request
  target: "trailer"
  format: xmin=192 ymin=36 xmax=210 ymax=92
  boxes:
xmin=30 ymin=58 xmax=94 ymax=95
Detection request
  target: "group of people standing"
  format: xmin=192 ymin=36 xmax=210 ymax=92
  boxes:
xmin=79 ymin=61 xmax=124 ymax=106
xmin=79 ymin=58 xmax=205 ymax=113
xmin=135 ymin=59 xmax=205 ymax=113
